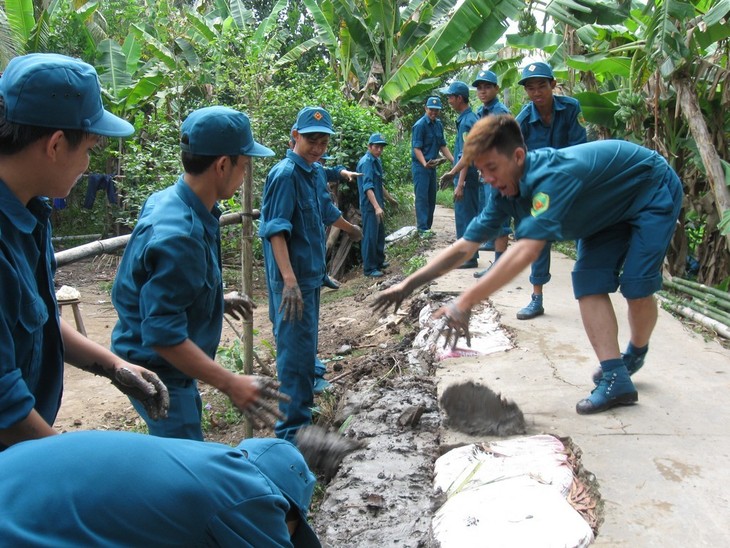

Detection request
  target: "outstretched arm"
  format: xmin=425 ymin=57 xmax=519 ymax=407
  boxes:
xmin=372 ymin=238 xmax=480 ymax=314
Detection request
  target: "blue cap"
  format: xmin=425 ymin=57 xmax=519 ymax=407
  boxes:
xmin=295 ymin=106 xmax=335 ymax=135
xmin=239 ymin=438 xmax=320 ymax=547
xmin=0 ymin=53 xmax=134 ymax=137
xmin=180 ymin=106 xmax=273 ymax=157
xmin=425 ymin=96 xmax=442 ymax=110
xmin=518 ymin=62 xmax=555 ymax=85
xmin=472 ymin=70 xmax=498 ymax=86
xmin=368 ymin=133 xmax=387 ymax=145
xmin=444 ymin=80 xmax=470 ymax=98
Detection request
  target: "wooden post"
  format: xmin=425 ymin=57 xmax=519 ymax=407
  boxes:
xmin=241 ymin=161 xmax=255 ymax=438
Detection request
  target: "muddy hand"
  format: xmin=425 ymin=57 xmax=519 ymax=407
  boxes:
xmin=434 ymin=301 xmax=472 ymax=349
xmin=371 ymin=283 xmax=409 ymax=315
xmin=348 ymin=225 xmax=363 ymax=242
xmin=279 ymin=284 xmax=304 ymax=321
xmin=439 ymin=171 xmax=454 ymax=190
xmin=111 ymin=366 xmax=170 ymax=420
xmin=241 ymin=377 xmax=290 ymax=428
xmin=224 ymin=291 xmax=256 ymax=321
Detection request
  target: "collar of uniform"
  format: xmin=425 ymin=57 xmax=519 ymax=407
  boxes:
xmin=0 ymin=178 xmax=47 ymax=234
xmin=484 ymin=97 xmax=500 ymax=110
xmin=527 ymin=96 xmax=567 ymax=123
xmin=456 ymin=106 xmax=474 ymax=123
xmin=286 ymin=149 xmax=316 ymax=173
xmin=517 ymin=150 xmax=536 ymax=198
xmin=174 ymin=176 xmax=221 ymax=238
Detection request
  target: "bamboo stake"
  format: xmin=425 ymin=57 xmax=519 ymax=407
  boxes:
xmin=663 ymin=279 xmax=730 ymax=313
xmin=240 ymin=164 xmax=255 ymax=438
xmin=657 ymin=295 xmax=730 ymax=339
xmin=668 ymin=277 xmax=730 ymax=307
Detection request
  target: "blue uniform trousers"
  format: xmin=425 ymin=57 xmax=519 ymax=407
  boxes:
xmin=130 ymin=376 xmax=203 ymax=441
xmin=454 ymin=178 xmax=482 ymax=240
xmin=412 ymin=162 xmax=437 ymax=232
xmin=361 ymin=208 xmax=385 ymax=275
xmin=529 ymin=242 xmax=553 ymax=285
xmin=270 ymin=287 xmax=320 ymax=443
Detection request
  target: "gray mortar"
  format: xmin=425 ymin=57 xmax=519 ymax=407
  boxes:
xmin=312 ymin=376 xmax=442 ymax=547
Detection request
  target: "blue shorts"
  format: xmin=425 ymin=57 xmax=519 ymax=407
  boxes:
xmin=572 ymin=169 xmax=682 ymax=300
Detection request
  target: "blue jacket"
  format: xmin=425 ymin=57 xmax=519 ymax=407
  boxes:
xmin=515 ymin=95 xmax=587 ymax=150
xmin=357 ymin=151 xmax=384 ymax=212
xmin=111 ymin=177 xmax=223 ymax=378
xmin=0 ymin=179 xmax=63 ymax=439
xmin=477 ymin=98 xmax=510 ymax=118
xmin=411 ymin=115 xmax=447 ymax=163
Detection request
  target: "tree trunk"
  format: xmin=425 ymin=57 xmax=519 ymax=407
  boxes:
xmin=673 ymin=76 xmax=730 ymax=254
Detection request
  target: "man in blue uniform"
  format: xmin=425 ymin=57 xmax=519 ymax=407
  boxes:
xmin=374 ymin=115 xmax=682 ymax=415
xmin=0 ymin=431 xmax=321 ymax=547
xmin=514 ymin=61 xmax=587 ymax=320
xmin=357 ymin=133 xmax=390 ymax=277
xmin=442 ymin=70 xmax=513 ymax=275
xmin=260 ymin=107 xmax=362 ymax=443
xmin=0 ymin=53 xmax=168 ymax=450
xmin=411 ymin=97 xmax=454 ymax=234
xmin=112 ymin=106 xmax=285 ymax=441
xmin=444 ymin=81 xmax=481 ymax=269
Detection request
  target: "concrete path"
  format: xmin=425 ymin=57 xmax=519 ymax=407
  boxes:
xmin=427 ymin=206 xmax=730 ymax=546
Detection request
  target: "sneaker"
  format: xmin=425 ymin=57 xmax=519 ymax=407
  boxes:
xmin=322 ymin=274 xmax=340 ymax=290
xmin=457 ymin=258 xmax=479 ymax=269
xmin=380 ymin=261 xmax=390 ymax=269
xmin=366 ymin=270 xmax=384 ymax=278
xmin=576 ymin=368 xmax=638 ymax=414
xmin=313 ymin=377 xmax=331 ymax=395
xmin=516 ymin=294 xmax=544 ymax=320
xmin=473 ymin=262 xmax=494 ymax=278
xmin=591 ymin=352 xmax=647 ymax=385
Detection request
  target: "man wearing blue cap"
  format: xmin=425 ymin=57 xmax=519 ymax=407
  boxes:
xmin=374 ymin=115 xmax=682 ymax=415
xmin=444 ymin=81 xmax=481 ymax=268
xmin=411 ymin=97 xmax=454 ymax=234
xmin=260 ymin=107 xmax=362 ymax=443
xmin=357 ymin=133 xmax=391 ymax=277
xmin=0 ymin=431 xmax=321 ymax=547
xmin=112 ymin=106 xmax=286 ymax=440
xmin=514 ymin=61 xmax=587 ymax=320
xmin=0 ymin=53 xmax=169 ymax=449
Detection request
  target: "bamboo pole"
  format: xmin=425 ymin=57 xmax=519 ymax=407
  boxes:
xmin=240 ymin=162 xmax=255 ymax=439
xmin=55 ymin=212 xmax=247 ymax=267
xmin=657 ymin=294 xmax=730 ymax=339
xmin=663 ymin=278 xmax=730 ymax=313
xmin=667 ymin=276 xmax=730 ymax=307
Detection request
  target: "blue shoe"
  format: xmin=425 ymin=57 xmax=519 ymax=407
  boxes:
xmin=366 ymin=270 xmax=384 ymax=278
xmin=516 ymin=294 xmax=544 ymax=320
xmin=322 ymin=274 xmax=340 ymax=290
xmin=457 ymin=258 xmax=479 ymax=269
xmin=577 ymin=367 xmax=638 ymax=414
xmin=380 ymin=262 xmax=390 ymax=269
xmin=313 ymin=377 xmax=332 ymax=395
xmin=592 ymin=352 xmax=647 ymax=385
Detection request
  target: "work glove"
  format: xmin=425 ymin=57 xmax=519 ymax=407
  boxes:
xmin=224 ymin=291 xmax=256 ymax=321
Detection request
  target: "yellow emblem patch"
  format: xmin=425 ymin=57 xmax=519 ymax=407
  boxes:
xmin=531 ymin=192 xmax=550 ymax=217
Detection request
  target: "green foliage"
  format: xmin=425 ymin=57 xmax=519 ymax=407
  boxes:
xmin=436 ymin=188 xmax=454 ymax=208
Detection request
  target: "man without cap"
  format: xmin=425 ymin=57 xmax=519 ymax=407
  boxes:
xmin=260 ymin=107 xmax=362 ymax=443
xmin=514 ymin=61 xmax=587 ymax=320
xmin=0 ymin=431 xmax=321 ymax=547
xmin=0 ymin=53 xmax=168 ymax=450
xmin=357 ymin=133 xmax=391 ymax=277
xmin=444 ymin=81 xmax=481 ymax=269
xmin=373 ymin=115 xmax=682 ymax=415
xmin=112 ymin=106 xmax=286 ymax=441
xmin=411 ymin=97 xmax=454 ymax=234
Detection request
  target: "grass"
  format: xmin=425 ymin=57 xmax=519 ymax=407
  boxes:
xmin=436 ymin=188 xmax=454 ymax=208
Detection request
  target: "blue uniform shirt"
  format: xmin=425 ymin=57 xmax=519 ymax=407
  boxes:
xmin=111 ymin=177 xmax=223 ymax=378
xmin=477 ymin=98 xmax=510 ymax=118
xmin=515 ymin=95 xmax=587 ymax=150
xmin=260 ymin=150 xmax=328 ymax=292
xmin=0 ymin=431 xmax=299 ymax=546
xmin=356 ymin=151 xmax=384 ymax=211
xmin=465 ymin=140 xmax=676 ymax=243
xmin=454 ymin=106 xmax=480 ymax=182
xmin=411 ymin=114 xmax=447 ymax=162
xmin=0 ymin=180 xmax=63 ymax=436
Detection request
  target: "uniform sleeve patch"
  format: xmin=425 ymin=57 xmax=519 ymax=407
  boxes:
xmin=531 ymin=192 xmax=550 ymax=217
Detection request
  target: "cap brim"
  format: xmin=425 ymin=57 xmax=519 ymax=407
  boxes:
xmin=297 ymin=126 xmax=335 ymax=135
xmin=89 ymin=110 xmax=135 ymax=138
xmin=243 ymin=141 xmax=275 ymax=158
xmin=291 ymin=519 xmax=322 ymax=548
xmin=518 ymin=75 xmax=553 ymax=86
